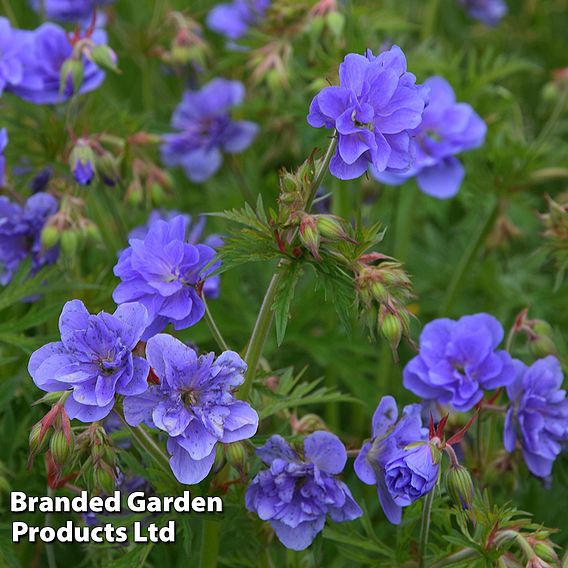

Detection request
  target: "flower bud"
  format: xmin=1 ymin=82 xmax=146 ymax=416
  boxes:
xmin=69 ymin=140 xmax=96 ymax=186
xmin=126 ymin=178 xmax=144 ymax=206
xmin=95 ymin=151 xmax=121 ymax=187
xmin=84 ymin=222 xmax=102 ymax=244
xmin=50 ymin=430 xmax=73 ymax=467
xmin=41 ymin=225 xmax=60 ymax=250
xmin=326 ymin=10 xmax=345 ymax=39
xmin=315 ymin=214 xmax=354 ymax=243
xmin=445 ymin=464 xmax=474 ymax=510
xmin=88 ymin=45 xmax=119 ymax=73
xmin=60 ymin=58 xmax=84 ymax=95
xmin=529 ymin=336 xmax=557 ymax=358
xmin=380 ymin=312 xmax=403 ymax=349
xmin=290 ymin=413 xmax=327 ymax=435
xmin=299 ymin=215 xmax=321 ymax=260
xmin=60 ymin=229 xmax=82 ymax=258
xmin=533 ymin=542 xmax=558 ymax=565
xmin=29 ymin=422 xmax=49 ymax=455
xmin=225 ymin=442 xmax=247 ymax=473
xmin=94 ymin=464 xmax=116 ymax=494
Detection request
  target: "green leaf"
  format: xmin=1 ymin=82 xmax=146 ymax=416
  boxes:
xmin=271 ymin=261 xmax=302 ymax=345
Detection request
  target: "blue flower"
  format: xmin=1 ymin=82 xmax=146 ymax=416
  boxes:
xmin=246 ymin=432 xmax=362 ymax=550
xmin=206 ymin=0 xmax=270 ymax=41
xmin=459 ymin=0 xmax=507 ymax=26
xmin=403 ymin=314 xmax=517 ymax=411
xmin=113 ymin=215 xmax=218 ymax=339
xmin=123 ymin=334 xmax=258 ymax=484
xmin=160 ymin=79 xmax=258 ymax=183
xmin=307 ymin=46 xmax=428 ymax=180
xmin=28 ymin=300 xmax=150 ymax=423
xmin=373 ymin=76 xmax=486 ymax=199
xmin=0 ymin=191 xmax=59 ymax=285
xmin=504 ymin=356 xmax=568 ymax=478
xmin=354 ymin=396 xmax=434 ymax=524
xmin=8 ymin=23 xmax=109 ymax=105
xmin=128 ymin=210 xmax=223 ymax=299
xmin=0 ymin=18 xmax=29 ymax=96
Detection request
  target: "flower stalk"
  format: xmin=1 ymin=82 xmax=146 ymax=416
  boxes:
xmin=239 ymin=135 xmax=337 ymax=400
xmin=419 ymin=487 xmax=436 ymax=568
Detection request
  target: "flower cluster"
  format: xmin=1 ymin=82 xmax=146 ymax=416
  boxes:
xmin=207 ymin=0 xmax=270 ymax=41
xmin=246 ymin=432 xmax=362 ymax=550
xmin=29 ymin=0 xmax=114 ymax=22
xmin=354 ymin=396 xmax=437 ymax=524
xmin=373 ymin=76 xmax=486 ymax=199
xmin=113 ymin=215 xmax=218 ymax=339
xmin=459 ymin=0 xmax=508 ymax=26
xmin=307 ymin=46 xmax=428 ymax=180
xmin=505 ymin=356 xmax=568 ymax=478
xmin=161 ymin=79 xmax=258 ymax=183
xmin=28 ymin=300 xmax=150 ymax=422
xmin=124 ymin=334 xmax=258 ymax=484
xmin=0 ymin=192 xmax=59 ymax=285
xmin=403 ymin=314 xmax=517 ymax=411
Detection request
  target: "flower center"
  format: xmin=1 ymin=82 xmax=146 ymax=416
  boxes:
xmin=181 ymin=388 xmax=199 ymax=407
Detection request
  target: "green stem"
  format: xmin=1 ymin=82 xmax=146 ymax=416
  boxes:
xmin=440 ymin=199 xmax=499 ymax=315
xmin=203 ymin=296 xmax=230 ymax=352
xmin=45 ymin=487 xmax=57 ymax=568
xmin=305 ymin=134 xmax=337 ymax=211
xmin=419 ymin=489 xmax=436 ymax=568
xmin=116 ymin=409 xmax=173 ymax=481
xmin=238 ymin=135 xmax=337 ymax=401
xmin=239 ymin=264 xmax=287 ymax=400
xmin=200 ymin=520 xmax=221 ymax=568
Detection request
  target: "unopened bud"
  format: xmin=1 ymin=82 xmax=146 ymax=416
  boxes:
xmin=60 ymin=229 xmax=81 ymax=258
xmin=150 ymin=182 xmax=166 ymax=206
xmin=299 ymin=215 xmax=321 ymax=260
xmin=50 ymin=430 xmax=73 ymax=467
xmin=380 ymin=312 xmax=402 ymax=348
xmin=126 ymin=179 xmax=144 ymax=206
xmin=29 ymin=422 xmax=49 ymax=454
xmin=41 ymin=225 xmax=60 ymax=250
xmin=530 ymin=336 xmax=557 ymax=358
xmin=60 ymin=58 xmax=84 ymax=95
xmin=88 ymin=45 xmax=119 ymax=73
xmin=445 ymin=464 xmax=474 ymax=510
xmin=95 ymin=151 xmax=121 ymax=187
xmin=533 ymin=542 xmax=558 ymax=565
xmin=225 ymin=442 xmax=247 ymax=473
xmin=84 ymin=222 xmax=102 ymax=244
xmin=69 ymin=140 xmax=96 ymax=186
xmin=94 ymin=465 xmax=116 ymax=494
xmin=290 ymin=413 xmax=327 ymax=435
xmin=315 ymin=215 xmax=344 ymax=239
xmin=326 ymin=10 xmax=345 ymax=39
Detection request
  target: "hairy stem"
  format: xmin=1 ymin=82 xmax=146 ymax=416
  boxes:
xmin=441 ymin=198 xmax=499 ymax=315
xmin=419 ymin=489 xmax=436 ymax=568
xmin=238 ymin=135 xmax=337 ymax=400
